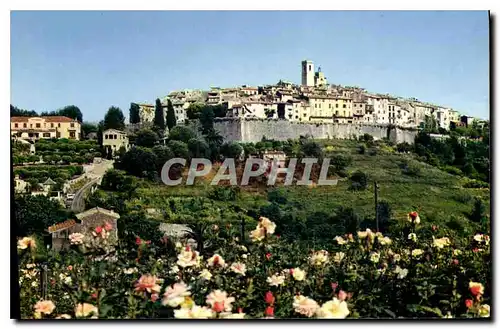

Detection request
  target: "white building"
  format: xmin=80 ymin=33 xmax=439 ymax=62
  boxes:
xmin=102 ymin=129 xmax=130 ymax=155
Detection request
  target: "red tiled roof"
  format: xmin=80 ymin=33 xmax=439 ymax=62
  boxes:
xmin=42 ymin=116 xmax=77 ymax=122
xmin=11 ymin=116 xmax=77 ymax=123
xmin=11 ymin=117 xmax=29 ymax=122
xmin=47 ymin=219 xmax=76 ymax=233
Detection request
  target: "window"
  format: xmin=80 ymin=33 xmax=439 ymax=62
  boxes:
xmin=329 ymin=104 xmax=331 ymax=109
xmin=315 ymin=104 xmax=317 ymax=108
xmin=70 ymin=123 xmax=75 ymax=128
xmin=343 ymin=111 xmax=346 ymax=116
xmin=36 ymin=123 xmax=41 ymax=128
xmin=51 ymin=123 xmax=54 ymax=128
xmin=114 ymin=134 xmax=117 ymax=139
xmin=14 ymin=123 xmax=18 ymax=128
xmin=58 ymin=123 xmax=61 ymax=128
xmin=303 ymin=113 xmax=307 ymax=117
xmin=336 ymin=104 xmax=339 ymax=108
xmin=343 ymin=104 xmax=346 ymax=108
xmin=309 ymin=65 xmax=311 ymax=71
xmin=70 ymin=131 xmax=76 ymax=138
xmin=43 ymin=133 xmax=51 ymax=137
xmin=30 ymin=124 xmax=33 ymax=128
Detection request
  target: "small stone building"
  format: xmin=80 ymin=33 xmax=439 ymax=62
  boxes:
xmin=47 ymin=207 xmax=120 ymax=251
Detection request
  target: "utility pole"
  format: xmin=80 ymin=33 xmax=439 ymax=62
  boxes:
xmin=374 ymin=181 xmax=379 ymax=232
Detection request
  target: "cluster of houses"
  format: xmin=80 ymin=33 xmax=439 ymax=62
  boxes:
xmin=133 ymin=59 xmax=486 ymax=131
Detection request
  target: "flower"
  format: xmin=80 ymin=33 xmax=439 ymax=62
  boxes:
xmin=206 ymin=290 xmax=235 ymax=312
xmin=357 ymin=229 xmax=374 ymax=240
xmin=394 ymin=266 xmax=409 ymax=279
xmin=259 ymin=216 xmax=276 ymax=234
xmin=68 ymin=233 xmax=84 ymax=245
xmin=392 ymin=253 xmax=401 ymax=263
xmin=338 ymin=290 xmax=348 ymax=301
xmin=293 ymin=295 xmax=319 ymax=318
xmin=134 ymin=274 xmax=161 ymax=294
xmin=310 ymin=250 xmax=329 ymax=266
xmin=177 ymin=249 xmax=202 ymax=268
xmin=169 ymin=265 xmax=180 ymax=274
xmin=407 ymin=233 xmax=417 ymax=242
xmin=104 ymin=222 xmax=113 ymax=231
xmin=219 ymin=312 xmax=246 ymax=319
xmin=250 ymin=227 xmax=266 ymax=242
xmin=378 ymin=236 xmax=392 ymax=245
xmin=465 ymin=299 xmax=473 ymax=309
xmin=411 ymin=249 xmax=424 ymax=257
xmin=407 ymin=211 xmax=420 ymax=224
xmin=433 ymin=237 xmax=451 ymax=249
xmin=334 ymin=236 xmax=347 ymax=245
xmin=162 ymin=282 xmax=191 ymax=307
xmin=18 ymin=237 xmax=36 ymax=250
xmin=333 ymin=252 xmax=345 ymax=264
xmin=473 ymin=234 xmax=490 ymax=245
xmin=34 ymin=300 xmax=56 ymax=315
xmin=478 ymin=304 xmax=490 ymax=317
xmin=469 ymin=282 xmax=484 ymax=296
xmin=316 ymin=298 xmax=350 ymax=319
xmin=264 ymin=306 xmax=274 ymax=317
xmin=443 ymin=312 xmax=453 ymax=319
xmin=292 ymin=267 xmax=306 ymax=281
xmin=267 ymin=274 xmax=285 ymax=286
xmin=230 ymin=262 xmax=247 ymax=276
xmin=75 ymin=303 xmax=98 ymax=318
xmin=453 ymin=249 xmax=462 ymax=256
xmin=95 ymin=226 xmax=103 ymax=234
xmin=207 ymin=254 xmax=226 ymax=268
xmin=265 ymin=291 xmax=275 ymax=305
xmin=198 ymin=269 xmax=212 ymax=281
xmin=55 ymin=314 xmax=71 ymax=319
xmin=174 ymin=305 xmax=215 ymax=319
xmin=370 ymin=252 xmax=380 ymax=263
xmin=266 ymin=253 xmax=272 ymax=260
xmin=124 ymin=267 xmax=138 ymax=275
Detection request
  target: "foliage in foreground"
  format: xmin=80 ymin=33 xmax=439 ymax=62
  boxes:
xmin=17 ymin=213 xmax=490 ymax=320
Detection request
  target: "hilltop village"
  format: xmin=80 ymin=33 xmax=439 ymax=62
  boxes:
xmin=134 ymin=59 xmax=484 ymax=132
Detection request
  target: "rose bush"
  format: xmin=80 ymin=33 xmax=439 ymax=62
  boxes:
xmin=17 ymin=213 xmax=491 ymax=319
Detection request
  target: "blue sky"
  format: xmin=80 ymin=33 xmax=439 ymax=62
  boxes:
xmin=11 ymin=11 xmax=489 ymax=122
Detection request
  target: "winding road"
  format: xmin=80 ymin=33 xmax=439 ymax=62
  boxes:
xmin=70 ymin=159 xmax=113 ymax=213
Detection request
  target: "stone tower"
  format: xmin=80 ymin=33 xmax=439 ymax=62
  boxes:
xmin=301 ymin=60 xmax=314 ymax=87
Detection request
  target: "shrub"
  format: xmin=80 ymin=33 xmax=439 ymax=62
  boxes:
xmin=267 ymin=189 xmax=288 ymax=205
xmin=463 ymin=179 xmax=489 ymax=189
xmin=207 ymin=186 xmax=239 ymax=201
xmin=368 ymin=148 xmax=378 ymax=156
xmin=402 ymin=160 xmax=422 ymax=177
xmin=442 ymin=165 xmax=463 ymax=176
xmin=331 ymin=154 xmax=353 ymax=172
xmin=357 ymin=144 xmax=366 ymax=154
xmin=349 ymin=170 xmax=368 ymax=191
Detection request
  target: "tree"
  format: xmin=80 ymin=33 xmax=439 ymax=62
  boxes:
xmin=15 ymin=195 xmax=70 ymax=236
xmin=101 ymin=169 xmax=138 ymax=197
xmin=27 ymin=155 xmax=39 ymax=164
xmin=168 ymin=140 xmax=190 ymax=159
xmin=152 ymin=145 xmax=174 ymax=172
xmin=154 ymin=98 xmax=166 ymax=133
xmin=300 ymin=141 xmax=323 ymax=158
xmin=81 ymin=122 xmax=98 ymax=139
xmin=103 ymin=106 xmax=125 ymax=130
xmin=200 ymin=106 xmax=215 ymax=135
xmin=135 ymin=129 xmax=159 ymax=148
xmin=220 ymin=142 xmax=243 ymax=160
xmin=58 ymin=105 xmax=83 ymax=122
xmin=166 ymin=99 xmax=176 ymax=131
xmin=129 ymin=103 xmax=141 ymax=124
xmin=168 ymin=126 xmax=196 ymax=143
xmin=349 ymin=171 xmax=368 ymax=191
xmin=115 ymin=147 xmax=158 ymax=179
xmin=188 ymin=138 xmax=211 ymax=158
xmin=186 ymin=103 xmax=203 ymax=120
xmin=11 ymin=104 xmax=38 ymax=117
xmin=97 ymin=120 xmax=104 ymax=146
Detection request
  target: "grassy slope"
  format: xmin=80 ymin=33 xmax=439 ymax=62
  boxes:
xmin=128 ymin=139 xmax=489 ymax=226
